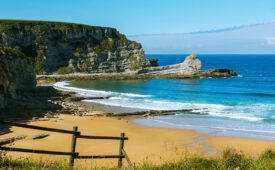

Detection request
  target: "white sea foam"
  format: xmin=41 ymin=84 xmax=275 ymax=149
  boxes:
xmin=237 ymin=74 xmax=243 ymax=77
xmin=211 ymin=114 xmax=264 ymax=121
xmin=53 ymin=81 xmax=111 ymax=96
xmin=88 ymin=98 xmax=272 ymax=122
xmin=121 ymin=93 xmax=152 ymax=97
xmin=53 ymin=81 xmax=152 ymax=98
xmin=84 ymin=98 xmax=269 ymax=121
xmin=54 ymin=81 xmax=274 ymax=122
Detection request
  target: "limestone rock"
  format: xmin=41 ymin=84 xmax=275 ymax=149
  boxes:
xmin=179 ymin=54 xmax=202 ymax=74
xmin=139 ymin=54 xmax=203 ymax=75
xmin=0 ymin=21 xmax=155 ymax=74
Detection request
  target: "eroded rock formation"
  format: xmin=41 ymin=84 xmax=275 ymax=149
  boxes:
xmin=139 ymin=54 xmax=202 ymax=75
xmin=0 ymin=44 xmax=36 ymax=110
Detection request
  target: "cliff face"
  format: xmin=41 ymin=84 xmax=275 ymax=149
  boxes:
xmin=0 ymin=20 xmax=153 ymax=74
xmin=0 ymin=44 xmax=36 ymax=110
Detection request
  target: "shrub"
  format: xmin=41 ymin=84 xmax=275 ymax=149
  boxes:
xmin=93 ymin=39 xmax=115 ymax=55
xmin=56 ymin=66 xmax=73 ymax=74
xmin=129 ymin=63 xmax=140 ymax=71
xmin=258 ymin=149 xmax=275 ymax=160
xmin=129 ymin=55 xmax=140 ymax=71
xmin=221 ymin=148 xmax=253 ymax=169
xmin=34 ymin=50 xmax=48 ymax=74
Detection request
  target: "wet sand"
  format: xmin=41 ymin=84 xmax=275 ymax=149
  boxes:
xmin=1 ymin=114 xmax=275 ymax=168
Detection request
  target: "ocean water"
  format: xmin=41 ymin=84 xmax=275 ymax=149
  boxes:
xmin=54 ymin=54 xmax=275 ymax=140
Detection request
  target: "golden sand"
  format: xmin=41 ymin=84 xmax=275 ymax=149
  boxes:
xmin=1 ymin=114 xmax=275 ymax=168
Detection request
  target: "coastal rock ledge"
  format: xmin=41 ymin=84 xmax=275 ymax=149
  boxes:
xmin=37 ymin=54 xmax=237 ymax=82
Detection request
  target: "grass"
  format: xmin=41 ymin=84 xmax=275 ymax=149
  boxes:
xmin=0 ymin=19 xmax=111 ymax=32
xmin=0 ymin=151 xmax=70 ymax=170
xmin=0 ymin=148 xmax=274 ymax=170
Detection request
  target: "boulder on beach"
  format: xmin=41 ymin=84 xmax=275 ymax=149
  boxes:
xmin=31 ymin=133 xmax=50 ymax=140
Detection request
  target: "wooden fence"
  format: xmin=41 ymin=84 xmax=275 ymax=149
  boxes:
xmin=0 ymin=120 xmax=132 ymax=167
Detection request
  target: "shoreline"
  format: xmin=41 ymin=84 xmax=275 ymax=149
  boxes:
xmin=52 ymin=81 xmax=275 ymax=141
xmin=1 ymin=83 xmax=274 ymax=168
xmin=80 ymin=100 xmax=275 ymax=141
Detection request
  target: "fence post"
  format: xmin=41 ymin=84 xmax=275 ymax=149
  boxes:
xmin=118 ymin=132 xmax=125 ymax=168
xmin=69 ymin=126 xmax=78 ymax=167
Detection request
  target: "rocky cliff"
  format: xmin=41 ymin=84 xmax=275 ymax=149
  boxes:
xmin=0 ymin=44 xmax=36 ymax=110
xmin=0 ymin=20 xmax=153 ymax=74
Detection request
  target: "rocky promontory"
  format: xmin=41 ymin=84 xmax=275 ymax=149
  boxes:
xmin=0 ymin=20 xmax=154 ymax=74
xmin=0 ymin=20 xmax=237 ymax=113
xmin=0 ymin=20 xmax=236 ymax=78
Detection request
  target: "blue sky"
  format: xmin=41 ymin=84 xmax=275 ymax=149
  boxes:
xmin=1 ymin=0 xmax=275 ymax=35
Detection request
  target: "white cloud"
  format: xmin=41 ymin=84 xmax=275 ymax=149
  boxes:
xmin=266 ymin=37 xmax=275 ymax=46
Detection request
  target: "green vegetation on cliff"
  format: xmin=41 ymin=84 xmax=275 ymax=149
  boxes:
xmin=93 ymin=35 xmax=139 ymax=56
xmin=129 ymin=54 xmax=141 ymax=70
xmin=0 ymin=44 xmax=27 ymax=59
xmin=34 ymin=50 xmax=48 ymax=74
xmin=0 ymin=19 xmax=110 ymax=32
xmin=56 ymin=66 xmax=73 ymax=74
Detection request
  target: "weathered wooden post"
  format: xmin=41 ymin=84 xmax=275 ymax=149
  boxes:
xmin=118 ymin=132 xmax=125 ymax=168
xmin=69 ymin=126 xmax=78 ymax=167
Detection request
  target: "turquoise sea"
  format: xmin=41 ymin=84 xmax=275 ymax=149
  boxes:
xmin=54 ymin=54 xmax=275 ymax=140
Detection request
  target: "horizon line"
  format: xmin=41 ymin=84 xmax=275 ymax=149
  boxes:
xmin=145 ymin=53 xmax=275 ymax=55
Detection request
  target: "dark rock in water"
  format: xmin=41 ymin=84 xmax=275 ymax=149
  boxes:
xmin=104 ymin=109 xmax=193 ymax=117
xmin=65 ymin=96 xmax=112 ymax=102
xmin=199 ymin=69 xmax=237 ymax=78
xmin=31 ymin=133 xmax=50 ymax=140
xmin=149 ymin=58 xmax=159 ymax=67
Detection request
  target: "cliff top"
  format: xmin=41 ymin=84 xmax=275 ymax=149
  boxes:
xmin=0 ymin=19 xmax=115 ymax=32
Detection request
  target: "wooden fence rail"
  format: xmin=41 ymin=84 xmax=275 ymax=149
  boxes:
xmin=0 ymin=120 xmax=132 ymax=168
xmin=0 ymin=120 xmax=79 ymax=135
xmin=0 ymin=146 xmax=77 ymax=156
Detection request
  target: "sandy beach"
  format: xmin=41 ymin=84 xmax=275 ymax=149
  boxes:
xmin=1 ymin=112 xmax=275 ymax=168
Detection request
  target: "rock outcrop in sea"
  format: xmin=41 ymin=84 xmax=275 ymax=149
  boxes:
xmin=139 ymin=54 xmax=237 ymax=77
xmin=140 ymin=54 xmax=202 ymax=75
